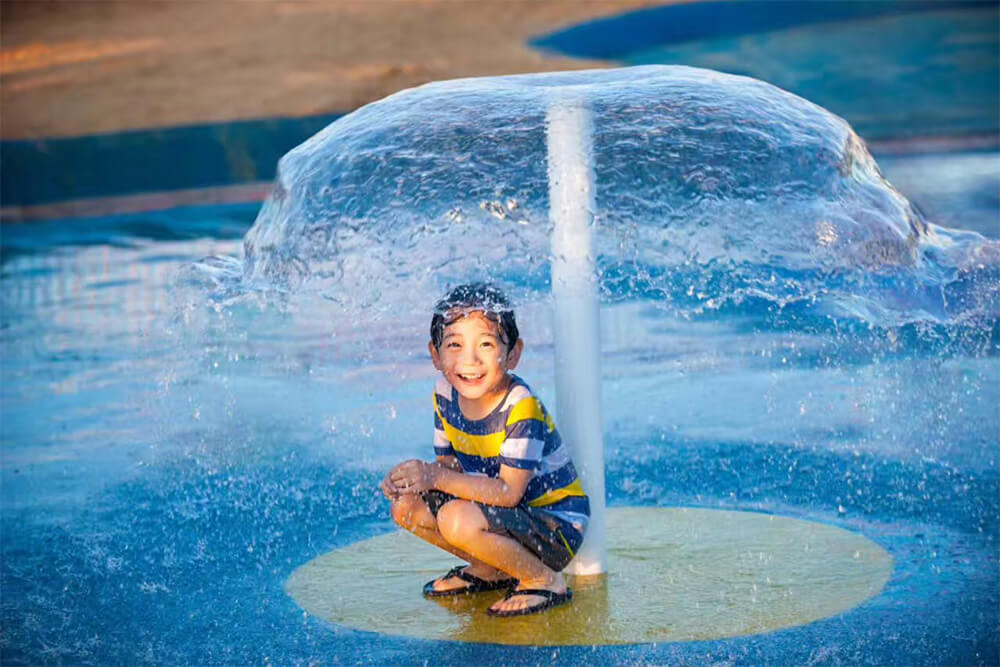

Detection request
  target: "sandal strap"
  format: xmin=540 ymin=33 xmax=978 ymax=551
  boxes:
xmin=446 ymin=565 xmax=487 ymax=585
xmin=487 ymin=587 xmax=573 ymax=616
xmin=445 ymin=565 xmax=513 ymax=587
xmin=503 ymin=588 xmax=566 ymax=600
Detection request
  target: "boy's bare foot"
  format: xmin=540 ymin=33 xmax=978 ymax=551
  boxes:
xmin=486 ymin=572 xmax=569 ymax=616
xmin=423 ymin=564 xmax=516 ymax=596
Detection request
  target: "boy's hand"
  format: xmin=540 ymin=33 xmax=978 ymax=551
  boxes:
xmin=389 ymin=459 xmax=439 ymax=494
xmin=379 ymin=471 xmax=400 ymax=500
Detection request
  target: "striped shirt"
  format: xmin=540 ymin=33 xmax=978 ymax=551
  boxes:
xmin=432 ymin=374 xmax=590 ymax=529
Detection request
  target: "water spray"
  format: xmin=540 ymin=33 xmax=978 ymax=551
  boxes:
xmin=546 ymin=97 xmax=607 ymax=575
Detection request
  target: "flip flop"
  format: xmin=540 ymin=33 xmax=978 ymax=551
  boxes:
xmin=422 ymin=565 xmax=517 ymax=597
xmin=485 ymin=587 xmax=573 ymax=617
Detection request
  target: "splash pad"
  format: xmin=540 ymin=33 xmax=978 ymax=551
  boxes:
xmin=287 ymin=508 xmax=892 ymax=644
xmin=232 ymin=66 xmax=996 ymax=645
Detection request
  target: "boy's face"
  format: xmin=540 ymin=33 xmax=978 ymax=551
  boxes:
xmin=429 ymin=310 xmax=523 ymax=415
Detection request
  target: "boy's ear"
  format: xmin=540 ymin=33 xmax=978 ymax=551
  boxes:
xmin=505 ymin=339 xmax=524 ymax=370
xmin=428 ymin=341 xmax=442 ymax=370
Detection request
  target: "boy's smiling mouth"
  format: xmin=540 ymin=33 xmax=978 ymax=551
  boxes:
xmin=457 ymin=372 xmax=485 ymax=382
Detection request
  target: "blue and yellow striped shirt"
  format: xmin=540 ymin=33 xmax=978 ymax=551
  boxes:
xmin=432 ymin=374 xmax=590 ymax=528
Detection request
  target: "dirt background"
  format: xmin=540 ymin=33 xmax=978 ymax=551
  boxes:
xmin=1 ymin=0 xmax=666 ymax=139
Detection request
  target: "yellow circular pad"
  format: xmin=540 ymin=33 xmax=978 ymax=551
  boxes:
xmin=286 ymin=507 xmax=893 ymax=645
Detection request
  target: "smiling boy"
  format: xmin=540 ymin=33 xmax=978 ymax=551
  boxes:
xmin=381 ymin=283 xmax=589 ymax=617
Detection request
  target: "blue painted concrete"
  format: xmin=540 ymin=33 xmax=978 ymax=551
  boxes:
xmin=1 ymin=114 xmax=341 ymax=208
xmin=531 ymin=0 xmax=990 ymax=60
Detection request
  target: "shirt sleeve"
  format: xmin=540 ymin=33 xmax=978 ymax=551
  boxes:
xmin=433 ymin=396 xmax=454 ymax=458
xmin=499 ymin=396 xmax=547 ymax=470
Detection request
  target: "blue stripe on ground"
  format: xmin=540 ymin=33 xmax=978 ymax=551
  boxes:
xmin=530 ymin=0 xmax=991 ymax=60
xmin=1 ymin=113 xmax=343 ymax=208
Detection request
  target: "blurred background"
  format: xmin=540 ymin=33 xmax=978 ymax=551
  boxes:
xmin=1 ymin=0 xmax=655 ymax=217
xmin=2 ymin=0 xmax=997 ymax=234
xmin=1 ymin=2 xmax=997 ymax=664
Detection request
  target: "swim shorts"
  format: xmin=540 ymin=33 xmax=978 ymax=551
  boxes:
xmin=422 ymin=490 xmax=584 ymax=572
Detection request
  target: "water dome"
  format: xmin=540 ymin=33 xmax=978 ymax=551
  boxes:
xmin=240 ymin=65 xmax=995 ymax=327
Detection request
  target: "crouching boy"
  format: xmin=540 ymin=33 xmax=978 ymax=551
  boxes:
xmin=381 ymin=283 xmax=589 ymax=617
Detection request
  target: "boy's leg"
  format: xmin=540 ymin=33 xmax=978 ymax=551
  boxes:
xmin=390 ymin=494 xmax=510 ymax=592
xmin=435 ymin=499 xmax=567 ymax=614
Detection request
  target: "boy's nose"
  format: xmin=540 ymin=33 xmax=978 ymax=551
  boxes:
xmin=458 ymin=346 xmax=482 ymax=365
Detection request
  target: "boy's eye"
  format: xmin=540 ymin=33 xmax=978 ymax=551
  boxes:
xmin=446 ymin=342 xmax=461 ymax=349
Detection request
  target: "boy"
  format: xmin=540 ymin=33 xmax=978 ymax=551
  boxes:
xmin=381 ymin=283 xmax=589 ymax=617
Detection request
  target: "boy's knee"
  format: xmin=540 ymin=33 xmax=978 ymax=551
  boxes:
xmin=390 ymin=494 xmax=424 ymax=528
xmin=437 ymin=500 xmax=485 ymax=546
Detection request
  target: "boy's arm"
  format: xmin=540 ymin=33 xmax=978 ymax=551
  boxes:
xmin=390 ymin=460 xmax=531 ymax=508
xmin=434 ymin=464 xmax=532 ymax=507
xmin=436 ymin=455 xmax=462 ymax=472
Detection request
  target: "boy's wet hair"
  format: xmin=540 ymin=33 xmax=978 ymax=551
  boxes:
xmin=430 ymin=283 xmax=519 ymax=350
